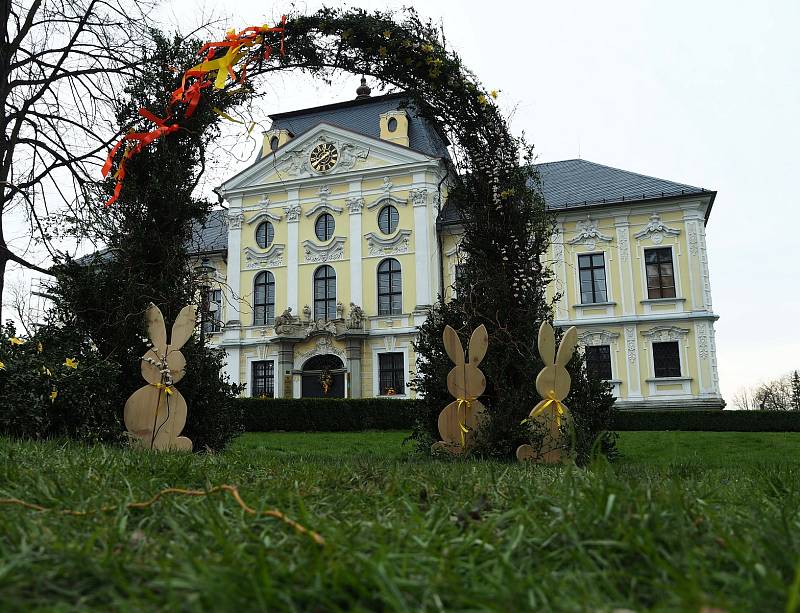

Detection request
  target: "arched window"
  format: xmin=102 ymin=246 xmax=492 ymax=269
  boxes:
xmin=253 ymin=271 xmax=275 ymax=325
xmin=378 ymin=205 xmax=399 ymax=234
xmin=313 ymin=265 xmax=337 ymax=320
xmin=315 ymin=213 xmax=335 ymax=241
xmin=255 ymin=221 xmax=274 ymax=249
xmin=377 ymin=258 xmax=402 ymax=315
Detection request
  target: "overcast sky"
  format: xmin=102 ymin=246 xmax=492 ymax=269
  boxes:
xmin=7 ymin=0 xmax=799 ymax=404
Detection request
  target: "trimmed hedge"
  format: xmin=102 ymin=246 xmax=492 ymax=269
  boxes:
xmin=241 ymin=398 xmax=419 ymax=432
xmin=611 ymin=410 xmax=800 ymax=432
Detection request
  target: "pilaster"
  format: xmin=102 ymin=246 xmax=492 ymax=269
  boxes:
xmin=347 ymin=179 xmax=364 ymax=307
xmin=284 ymin=188 xmax=300 ymax=312
xmin=225 ymin=198 xmax=243 ymax=326
xmin=614 ymin=216 xmax=635 ymax=315
xmin=411 ymin=173 xmax=431 ymax=308
xmin=343 ymin=333 xmax=367 ymax=398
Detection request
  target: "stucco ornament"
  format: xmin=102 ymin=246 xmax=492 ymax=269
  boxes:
xmin=634 ymin=213 xmax=680 ymax=245
xmin=274 ymin=307 xmax=299 ymax=334
xmin=568 ymin=215 xmax=612 ymax=251
xmin=346 ymin=303 xmax=365 ymax=329
xmin=124 ymin=303 xmax=196 ymax=451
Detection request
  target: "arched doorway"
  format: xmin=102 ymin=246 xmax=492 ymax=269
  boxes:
xmin=301 ymin=354 xmax=346 ymax=398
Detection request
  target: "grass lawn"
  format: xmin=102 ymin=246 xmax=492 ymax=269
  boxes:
xmin=0 ymin=431 xmax=798 ymax=611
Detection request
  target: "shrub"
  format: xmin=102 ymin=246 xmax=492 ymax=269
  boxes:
xmin=241 ymin=398 xmax=419 ymax=432
xmin=611 ymin=410 xmax=800 ymax=432
xmin=0 ymin=321 xmax=123 ymax=443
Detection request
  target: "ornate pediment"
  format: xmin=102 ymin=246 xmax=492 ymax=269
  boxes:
xmin=640 ymin=326 xmax=689 ymax=342
xmin=279 ymin=133 xmax=368 ymax=178
xmin=365 ymin=230 xmax=411 ymax=257
xmin=577 ymin=328 xmax=620 ymax=347
xmin=305 ymin=203 xmax=343 ymax=217
xmin=366 ymin=194 xmax=408 ymax=210
xmin=568 ymin=215 xmax=613 ymax=250
xmin=634 ymin=213 xmax=681 ymax=244
xmin=246 ymin=211 xmax=282 ymax=225
xmin=243 ymin=245 xmax=285 ymax=269
xmin=303 ymin=237 xmax=346 ymax=263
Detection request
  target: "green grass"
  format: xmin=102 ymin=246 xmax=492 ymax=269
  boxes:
xmin=0 ymin=431 xmax=798 ymax=611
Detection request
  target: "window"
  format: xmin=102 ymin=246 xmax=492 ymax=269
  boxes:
xmin=578 ymin=253 xmax=607 ymax=304
xmin=378 ymin=258 xmax=402 ymax=315
xmin=269 ymin=136 xmax=279 ymax=151
xmin=653 ymin=341 xmax=681 ymax=378
xmin=585 ymin=345 xmax=612 ymax=380
xmin=379 ymin=353 xmax=405 ymax=395
xmin=201 ymin=289 xmax=222 ymax=333
xmin=387 ymin=117 xmax=398 ymax=132
xmin=255 ymin=221 xmax=274 ymax=249
xmin=315 ymin=213 xmax=335 ymax=241
xmin=378 ymin=205 xmax=399 ymax=234
xmin=253 ymin=271 xmax=275 ymax=325
xmin=313 ymin=265 xmax=337 ymax=320
xmin=645 ymin=248 xmax=676 ymax=299
xmin=252 ymin=360 xmax=274 ymax=398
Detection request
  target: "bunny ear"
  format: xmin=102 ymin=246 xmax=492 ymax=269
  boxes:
xmin=443 ymin=325 xmax=465 ymax=366
xmin=145 ymin=303 xmax=167 ymax=355
xmin=538 ymin=321 xmax=555 ymax=365
xmin=555 ymin=326 xmax=578 ymax=367
xmin=170 ymin=304 xmax=198 ymax=350
xmin=468 ymin=324 xmax=488 ymax=366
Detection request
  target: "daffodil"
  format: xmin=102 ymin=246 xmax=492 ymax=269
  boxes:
xmin=41 ymin=366 xmax=52 ymax=377
xmin=0 ymin=361 xmax=5 ymax=370
xmin=9 ymin=337 xmax=25 ymax=346
xmin=64 ymin=357 xmax=78 ymax=369
xmin=477 ymin=94 xmax=488 ymax=107
xmin=50 ymin=389 xmax=58 ymax=403
xmin=37 ymin=341 xmax=43 ymax=353
xmin=490 ymin=89 xmax=499 ymax=99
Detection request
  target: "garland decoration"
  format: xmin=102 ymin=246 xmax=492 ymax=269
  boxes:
xmin=100 ymin=17 xmax=287 ymax=206
xmin=0 ymin=484 xmax=325 ymax=545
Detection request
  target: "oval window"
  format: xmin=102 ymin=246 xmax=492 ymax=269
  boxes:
xmin=387 ymin=117 xmax=398 ymax=132
xmin=378 ymin=205 xmax=399 ymax=235
xmin=315 ymin=213 xmax=335 ymax=242
xmin=269 ymin=135 xmax=280 ymax=151
xmin=256 ymin=221 xmax=274 ymax=248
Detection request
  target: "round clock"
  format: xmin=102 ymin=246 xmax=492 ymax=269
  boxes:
xmin=309 ymin=142 xmax=339 ymax=173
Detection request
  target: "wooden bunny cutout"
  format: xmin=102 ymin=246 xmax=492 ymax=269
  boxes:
xmin=517 ymin=322 xmax=578 ymax=463
xmin=124 ymin=303 xmax=196 ymax=451
xmin=432 ymin=324 xmax=488 ymax=455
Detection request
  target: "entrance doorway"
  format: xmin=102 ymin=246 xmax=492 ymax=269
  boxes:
xmin=301 ymin=354 xmax=346 ymax=398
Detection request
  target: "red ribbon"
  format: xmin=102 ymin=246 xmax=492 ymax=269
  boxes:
xmin=102 ymin=17 xmax=287 ymax=207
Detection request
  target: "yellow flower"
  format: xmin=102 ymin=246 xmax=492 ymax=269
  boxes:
xmin=50 ymin=389 xmax=58 ymax=403
xmin=490 ymin=89 xmax=499 ymax=99
xmin=383 ymin=29 xmax=392 ymax=38
xmin=64 ymin=357 xmax=78 ymax=369
xmin=0 ymin=361 xmax=5 ymax=370
xmin=421 ymin=43 xmax=434 ymax=53
xmin=37 ymin=342 xmax=43 ymax=353
xmin=378 ymin=46 xmax=387 ymax=56
xmin=478 ymin=94 xmax=488 ymax=107
xmin=42 ymin=366 xmax=52 ymax=377
xmin=9 ymin=337 xmax=25 ymax=346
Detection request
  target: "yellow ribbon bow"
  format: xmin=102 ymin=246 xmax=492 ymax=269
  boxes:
xmin=455 ymin=397 xmax=477 ymax=448
xmin=151 ymin=383 xmax=174 ymax=396
xmin=529 ymin=391 xmax=567 ymax=428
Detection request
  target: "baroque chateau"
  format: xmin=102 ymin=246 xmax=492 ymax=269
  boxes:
xmin=194 ymin=80 xmax=723 ymax=409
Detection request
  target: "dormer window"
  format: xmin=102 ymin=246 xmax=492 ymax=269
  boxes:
xmin=269 ymin=136 xmax=279 ymax=151
xmin=387 ymin=117 xmax=398 ymax=132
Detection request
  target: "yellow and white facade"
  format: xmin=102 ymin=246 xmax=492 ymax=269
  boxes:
xmin=201 ymin=88 xmax=723 ymax=408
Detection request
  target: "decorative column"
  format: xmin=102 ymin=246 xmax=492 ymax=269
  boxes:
xmin=411 ymin=181 xmax=431 ymax=308
xmin=276 ymin=340 xmax=296 ymax=399
xmin=624 ymin=325 xmax=643 ymax=400
xmin=284 ymin=188 xmax=300 ymax=313
xmin=681 ymin=206 xmax=705 ymax=311
xmin=347 ymin=181 xmax=364 ymax=307
xmin=221 ymin=198 xmax=243 ymax=388
xmin=343 ymin=333 xmax=367 ymax=398
xmin=614 ymin=215 xmax=635 ymax=316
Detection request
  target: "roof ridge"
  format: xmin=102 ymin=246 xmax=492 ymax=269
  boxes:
xmin=537 ymin=158 xmax=703 ymax=191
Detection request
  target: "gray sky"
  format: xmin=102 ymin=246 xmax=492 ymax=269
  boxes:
xmin=7 ymin=0 xmax=799 ymax=404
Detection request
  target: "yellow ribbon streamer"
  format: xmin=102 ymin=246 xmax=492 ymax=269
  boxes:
xmin=455 ymin=396 xmax=477 ymax=448
xmin=188 ymin=44 xmax=248 ymax=90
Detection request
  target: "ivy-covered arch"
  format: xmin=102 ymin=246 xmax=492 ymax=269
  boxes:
xmin=81 ymin=7 xmax=611 ymax=456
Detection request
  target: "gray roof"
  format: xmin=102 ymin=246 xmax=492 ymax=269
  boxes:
xmin=264 ymin=92 xmax=450 ymax=159
xmin=189 ymin=208 xmax=227 ymax=254
xmin=439 ymin=159 xmax=714 ymax=224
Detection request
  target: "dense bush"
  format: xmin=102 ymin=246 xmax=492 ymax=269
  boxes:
xmin=242 ymin=398 xmax=418 ymax=432
xmin=612 ymin=410 xmax=800 ymax=432
xmin=0 ymin=322 xmax=123 ymax=443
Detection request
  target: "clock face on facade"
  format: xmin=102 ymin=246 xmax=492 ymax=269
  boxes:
xmin=309 ymin=142 xmax=339 ymax=173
